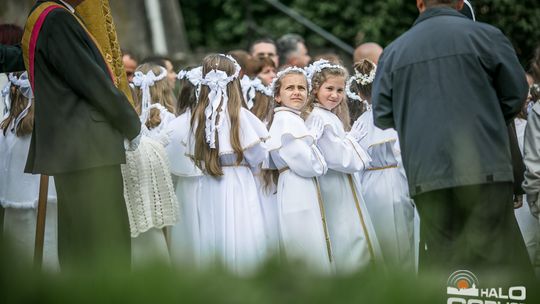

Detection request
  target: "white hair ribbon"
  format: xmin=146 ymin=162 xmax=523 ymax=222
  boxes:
xmin=240 ymin=75 xmax=256 ymax=109
xmin=200 ymin=54 xmax=241 ymax=148
xmin=345 ymin=77 xmax=362 ymax=102
xmin=177 ymin=66 xmax=203 ymax=98
xmin=7 ymin=72 xmax=34 ymax=131
xmin=241 ymin=76 xmax=272 ymax=110
xmin=304 ymin=59 xmax=347 ymax=82
xmin=270 ymin=66 xmax=311 ymax=94
xmin=132 ymin=67 xmax=168 ymax=115
xmin=1 ymin=80 xmax=11 ymax=119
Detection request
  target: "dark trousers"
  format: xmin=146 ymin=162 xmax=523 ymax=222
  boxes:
xmin=414 ymin=182 xmax=534 ymax=287
xmin=54 ymin=165 xmax=130 ymax=270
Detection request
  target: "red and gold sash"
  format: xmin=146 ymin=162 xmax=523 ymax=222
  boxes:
xmin=21 ymin=1 xmax=115 ymax=91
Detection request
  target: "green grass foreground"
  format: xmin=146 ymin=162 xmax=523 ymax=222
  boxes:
xmin=1 ymin=247 xmax=538 ymax=304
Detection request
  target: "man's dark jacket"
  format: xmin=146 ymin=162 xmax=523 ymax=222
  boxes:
xmin=0 ymin=44 xmax=25 ymax=73
xmin=372 ymin=7 xmax=528 ymax=196
xmin=25 ymin=0 xmax=140 ymax=174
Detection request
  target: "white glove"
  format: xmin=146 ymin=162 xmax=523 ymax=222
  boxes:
xmin=124 ymin=124 xmax=147 ymax=152
xmin=308 ymin=116 xmax=325 ymax=141
xmin=347 ymin=118 xmax=368 ymax=142
xmin=156 ymin=128 xmax=174 ymax=147
xmin=124 ymin=134 xmax=141 ymax=151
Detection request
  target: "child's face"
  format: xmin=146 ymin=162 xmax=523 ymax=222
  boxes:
xmin=316 ymin=76 xmax=345 ymax=111
xmin=275 ymin=74 xmax=308 ymax=110
xmin=258 ymin=66 xmax=277 ymax=86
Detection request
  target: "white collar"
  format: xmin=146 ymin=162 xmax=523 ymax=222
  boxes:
xmin=274 ymin=106 xmax=301 ymax=116
xmin=59 ymin=0 xmax=75 ymax=13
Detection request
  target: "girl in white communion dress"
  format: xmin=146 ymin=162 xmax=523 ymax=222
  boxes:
xmin=264 ymin=67 xmax=333 ymax=274
xmin=186 ymin=54 xmax=269 ymax=275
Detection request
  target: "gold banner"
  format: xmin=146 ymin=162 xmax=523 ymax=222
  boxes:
xmin=76 ymin=0 xmax=134 ymax=105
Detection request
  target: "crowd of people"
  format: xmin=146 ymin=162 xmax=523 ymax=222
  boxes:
xmin=0 ymin=0 xmax=539 ymax=288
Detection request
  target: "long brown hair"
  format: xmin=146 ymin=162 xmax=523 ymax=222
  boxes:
xmin=134 ymin=63 xmax=177 ymax=128
xmin=0 ymin=74 xmax=34 ymax=137
xmin=176 ymin=67 xmax=198 ymax=116
xmin=191 ymin=54 xmax=245 ymax=177
xmin=303 ymin=66 xmax=351 ymax=130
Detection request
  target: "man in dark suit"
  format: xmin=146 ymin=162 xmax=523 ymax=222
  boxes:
xmin=22 ymin=0 xmax=141 ymax=269
xmin=372 ymin=0 xmax=532 ymax=285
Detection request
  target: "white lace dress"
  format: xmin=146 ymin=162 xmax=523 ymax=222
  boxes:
xmin=0 ymin=127 xmax=59 ymax=270
xmin=266 ymin=107 xmax=333 ymax=274
xmin=123 ymin=103 xmax=179 ymax=268
xmin=186 ymin=107 xmax=269 ymax=275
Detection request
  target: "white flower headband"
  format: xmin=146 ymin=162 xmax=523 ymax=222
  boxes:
xmin=240 ymin=76 xmax=272 ymax=110
xmin=132 ymin=66 xmax=168 ymax=115
xmin=304 ymin=59 xmax=347 ymax=82
xmin=177 ymin=66 xmax=203 ymax=98
xmin=201 ymin=54 xmax=241 ymax=149
xmin=345 ymin=64 xmax=376 ymax=112
xmin=3 ymin=72 xmax=34 ymax=131
xmin=270 ymin=66 xmax=311 ymax=96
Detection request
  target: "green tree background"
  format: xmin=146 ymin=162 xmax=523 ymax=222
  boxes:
xmin=180 ymin=0 xmax=540 ymax=67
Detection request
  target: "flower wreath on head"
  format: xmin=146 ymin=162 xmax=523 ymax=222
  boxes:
xmin=240 ymin=76 xmax=272 ymax=110
xmin=132 ymin=66 xmax=168 ymax=115
xmin=304 ymin=59 xmax=347 ymax=83
xmin=177 ymin=66 xmax=203 ymax=98
xmin=345 ymin=60 xmax=377 ymax=111
xmin=2 ymin=72 xmax=34 ymax=131
xmin=270 ymin=66 xmax=311 ymax=95
xmin=200 ymin=54 xmax=241 ymax=149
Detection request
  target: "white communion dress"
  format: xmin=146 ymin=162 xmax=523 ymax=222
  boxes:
xmin=357 ymin=108 xmax=418 ymax=272
xmin=266 ymin=107 xmax=333 ymax=274
xmin=0 ymin=127 xmax=59 ymax=271
xmin=186 ymin=107 xmax=269 ymax=275
xmin=306 ymin=105 xmax=383 ymax=273
xmin=165 ymin=109 xmax=204 ymax=266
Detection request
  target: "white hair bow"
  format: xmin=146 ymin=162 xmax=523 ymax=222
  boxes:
xmin=240 ymin=75 xmax=256 ymax=109
xmin=1 ymin=80 xmax=10 ymax=119
xmin=132 ymin=67 xmax=167 ymax=115
xmin=200 ymin=54 xmax=241 ymax=149
xmin=178 ymin=66 xmax=203 ymax=99
xmin=304 ymin=59 xmax=346 ymax=82
xmin=240 ymin=76 xmax=272 ymax=110
xmin=270 ymin=66 xmax=311 ymax=94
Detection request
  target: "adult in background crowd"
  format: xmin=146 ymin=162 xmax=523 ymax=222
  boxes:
xmin=372 ymin=0 xmax=531 ymax=285
xmin=21 ymin=0 xmax=141 ymax=270
xmin=122 ymin=49 xmax=138 ymax=83
xmin=276 ymin=33 xmax=311 ymax=68
xmin=353 ymin=42 xmax=383 ymax=65
xmin=249 ymin=38 xmax=279 ymax=68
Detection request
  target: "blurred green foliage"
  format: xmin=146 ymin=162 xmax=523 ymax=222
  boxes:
xmin=179 ymin=0 xmax=540 ymax=66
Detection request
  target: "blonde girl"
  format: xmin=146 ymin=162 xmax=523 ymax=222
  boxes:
xmin=132 ymin=63 xmax=176 ymax=139
xmin=303 ymin=59 xmax=382 ymax=273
